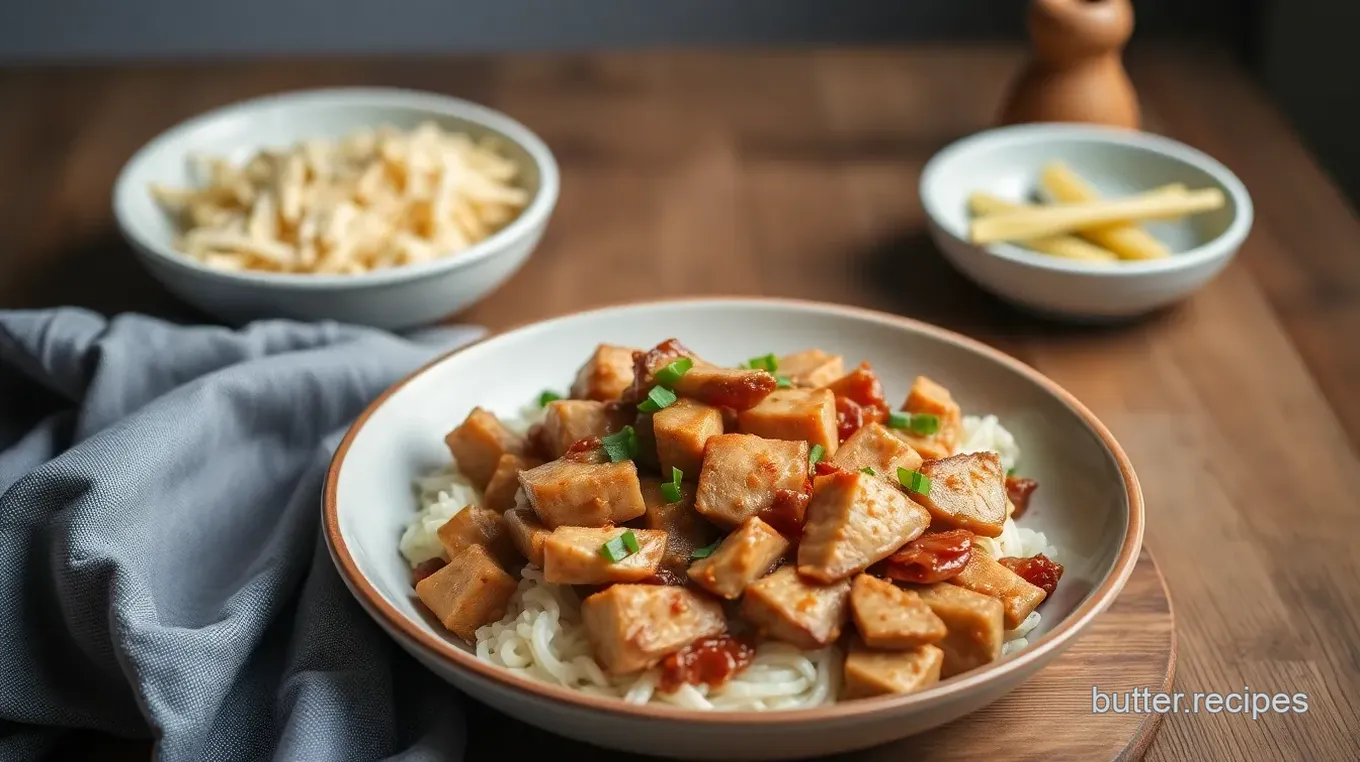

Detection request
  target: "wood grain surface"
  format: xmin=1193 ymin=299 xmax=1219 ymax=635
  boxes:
xmin=3 ymin=45 xmax=1358 ymax=761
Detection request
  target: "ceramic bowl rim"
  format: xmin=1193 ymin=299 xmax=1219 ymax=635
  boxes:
xmin=112 ymin=86 xmax=560 ymax=291
xmin=322 ymin=296 xmax=1145 ymax=725
xmin=919 ymin=122 xmax=1254 ymax=276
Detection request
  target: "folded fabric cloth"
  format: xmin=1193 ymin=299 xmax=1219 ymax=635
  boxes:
xmin=0 ymin=309 xmax=485 ymax=761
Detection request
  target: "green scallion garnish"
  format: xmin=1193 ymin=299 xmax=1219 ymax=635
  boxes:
xmin=600 ymin=530 xmax=640 ymax=563
xmin=897 ymin=467 xmax=932 ymax=495
xmin=637 ymin=385 xmax=678 ymax=413
xmin=538 ymin=390 xmax=563 ymax=407
xmin=655 ymin=357 xmax=694 ymax=386
xmin=691 ymin=538 xmax=721 ymax=560
xmin=809 ymin=444 xmax=825 ymax=465
xmin=908 ymin=413 xmax=941 ymax=436
xmin=1007 ymin=467 xmax=1017 ymax=477
xmin=745 ymin=353 xmax=778 ymax=373
xmin=775 ymin=375 xmax=793 ymax=388
xmin=887 ymin=411 xmax=912 ymax=429
xmin=860 ymin=466 xmax=876 ymax=475
xmin=660 ymin=466 xmax=684 ymax=503
xmin=601 ymin=426 xmax=638 ymax=463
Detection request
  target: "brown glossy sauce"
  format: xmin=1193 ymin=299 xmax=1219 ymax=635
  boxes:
xmin=563 ymin=436 xmax=604 ymax=462
xmin=827 ymin=363 xmax=890 ymax=440
xmin=699 ymin=373 xmax=778 ymax=411
xmin=525 ymin=423 xmax=553 ymax=462
xmin=759 ymin=481 xmax=811 ymax=538
xmin=626 ymin=338 xmax=692 ymax=402
xmin=658 ymin=634 xmax=756 ymax=693
xmin=879 ymin=529 xmax=974 ymax=584
xmin=999 ymin=553 xmax=1064 ymax=595
xmin=1005 ymin=475 xmax=1039 ymax=518
xmin=412 ymin=558 xmax=447 ymax=585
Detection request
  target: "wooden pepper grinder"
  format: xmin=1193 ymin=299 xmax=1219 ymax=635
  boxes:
xmin=999 ymin=0 xmax=1140 ymax=129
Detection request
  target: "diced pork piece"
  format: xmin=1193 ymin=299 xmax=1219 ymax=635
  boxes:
xmin=503 ymin=506 xmax=550 ymax=567
xmin=541 ymin=400 xmax=628 ymax=459
xmin=694 ymin=434 xmax=809 ymax=528
xmin=915 ymin=583 xmax=1005 ymax=678
xmin=741 ymin=566 xmax=851 ymax=649
xmin=542 ymin=526 xmax=667 ymax=585
xmin=571 ymin=343 xmax=638 ymax=401
xmin=778 ymin=349 xmax=845 ymax=388
xmin=914 ymin=451 xmax=1007 ymax=538
xmin=641 ymin=478 xmax=716 ymax=581
xmin=518 ymin=458 xmax=647 ymax=528
xmin=581 ymin=584 xmax=727 ymax=674
xmin=436 ymin=505 xmax=519 ymax=568
xmin=483 ymin=453 xmax=545 ymax=513
xmin=797 ymin=470 xmax=931 ymax=583
xmin=688 ymin=517 xmax=789 ymax=599
xmin=415 ymin=544 xmax=517 ymax=642
xmin=850 ymin=574 xmax=946 ymax=649
xmin=652 ymin=398 xmax=724 ymax=477
xmin=444 ymin=407 xmax=530 ymax=489
xmin=672 ymin=365 xmax=777 ymax=411
xmin=948 ymin=547 xmax=1047 ymax=629
xmin=829 ymin=422 xmax=924 ymax=476
xmin=737 ymin=388 xmax=839 ymax=456
xmin=842 ymin=638 xmax=944 ymax=699
xmin=893 ymin=376 xmax=963 ymax=460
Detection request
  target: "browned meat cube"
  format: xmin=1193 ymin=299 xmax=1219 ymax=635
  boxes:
xmin=687 ymin=516 xmax=789 ymax=599
xmin=778 ymin=349 xmax=845 ymax=388
xmin=915 ymin=451 xmax=1007 ymax=538
xmin=694 ymin=434 xmax=809 ymax=528
xmin=503 ymin=506 xmax=550 ymax=567
xmin=541 ymin=400 xmax=629 ymax=458
xmin=842 ymin=637 xmax=944 ymax=699
xmin=915 ymin=583 xmax=1005 ymax=678
xmin=673 ymin=365 xmax=778 ymax=411
xmin=641 ymin=478 xmax=716 ymax=581
xmin=518 ymin=458 xmax=647 ymax=528
xmin=653 ymin=398 xmax=724 ymax=477
xmin=893 ymin=376 xmax=963 ymax=460
xmin=415 ymin=544 xmax=517 ymax=642
xmin=542 ymin=526 xmax=667 ymax=585
xmin=571 ymin=343 xmax=638 ymax=401
xmin=741 ymin=566 xmax=850 ymax=649
xmin=483 ymin=453 xmax=545 ymax=513
xmin=948 ymin=547 xmax=1047 ymax=629
xmin=850 ymin=574 xmax=946 ymax=649
xmin=829 ymin=422 xmax=923 ymax=476
xmin=737 ymin=388 xmax=839 ymax=456
xmin=797 ymin=470 xmax=931 ymax=583
xmin=436 ymin=505 xmax=519 ymax=568
xmin=581 ymin=584 xmax=727 ymax=674
xmin=444 ymin=408 xmax=530 ymax=489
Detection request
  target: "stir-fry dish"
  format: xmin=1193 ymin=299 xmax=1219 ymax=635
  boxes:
xmin=400 ymin=340 xmax=1064 ymax=710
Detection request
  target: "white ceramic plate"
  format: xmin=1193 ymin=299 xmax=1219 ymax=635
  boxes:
xmin=114 ymin=87 xmax=560 ymax=329
xmin=323 ymin=297 xmax=1143 ymax=759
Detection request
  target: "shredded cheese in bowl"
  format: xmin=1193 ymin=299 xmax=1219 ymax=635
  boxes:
xmin=149 ymin=122 xmax=530 ymax=275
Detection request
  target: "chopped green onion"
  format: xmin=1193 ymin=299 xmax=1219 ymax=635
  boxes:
xmin=691 ymin=538 xmax=722 ymax=560
xmin=908 ymin=413 xmax=941 ymax=436
xmin=775 ymin=375 xmax=793 ymax=388
xmin=745 ymin=353 xmax=778 ymax=373
xmin=538 ymin=390 xmax=563 ymax=407
xmin=860 ymin=466 xmax=876 ymax=475
xmin=809 ymin=444 xmax=825 ymax=465
xmin=655 ymin=357 xmax=694 ymax=386
xmin=897 ymin=467 xmax=932 ymax=495
xmin=887 ymin=411 xmax=912 ymax=429
xmin=600 ymin=531 xmax=639 ymax=563
xmin=637 ymin=385 xmax=678 ymax=413
xmin=1007 ymin=467 xmax=1017 ymax=477
xmin=601 ymin=426 xmax=638 ymax=463
xmin=660 ymin=466 xmax=684 ymax=502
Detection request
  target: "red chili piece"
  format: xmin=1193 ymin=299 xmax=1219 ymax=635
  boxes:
xmin=658 ymin=634 xmax=757 ymax=693
xmin=998 ymin=553 xmax=1064 ymax=595
xmin=879 ymin=529 xmax=974 ymax=584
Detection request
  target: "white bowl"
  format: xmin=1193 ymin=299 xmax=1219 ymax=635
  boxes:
xmin=113 ymin=88 xmax=559 ymax=330
xmin=323 ymin=297 xmax=1143 ymax=760
xmin=920 ymin=123 xmax=1252 ymax=320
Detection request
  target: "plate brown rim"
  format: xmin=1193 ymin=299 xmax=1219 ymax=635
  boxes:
xmin=322 ymin=295 xmax=1145 ymax=725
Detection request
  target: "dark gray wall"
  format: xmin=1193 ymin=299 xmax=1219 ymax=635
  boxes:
xmin=0 ymin=0 xmax=1244 ymax=61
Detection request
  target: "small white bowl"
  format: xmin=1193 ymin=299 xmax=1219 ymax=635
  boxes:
xmin=920 ymin=123 xmax=1252 ymax=320
xmin=324 ymin=297 xmax=1143 ymax=760
xmin=113 ymin=88 xmax=559 ymax=330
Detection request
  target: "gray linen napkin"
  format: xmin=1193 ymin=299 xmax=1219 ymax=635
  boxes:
xmin=0 ymin=308 xmax=484 ymax=761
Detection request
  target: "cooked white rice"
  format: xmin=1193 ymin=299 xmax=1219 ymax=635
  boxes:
xmin=401 ymin=405 xmax=1059 ymax=708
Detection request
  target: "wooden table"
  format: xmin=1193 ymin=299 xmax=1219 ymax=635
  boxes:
xmin=3 ymin=46 xmax=1358 ymax=761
